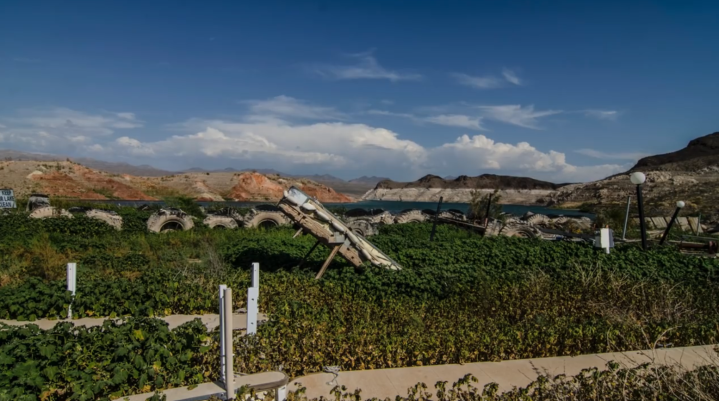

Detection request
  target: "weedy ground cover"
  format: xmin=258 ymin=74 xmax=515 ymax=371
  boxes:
xmin=0 ymin=212 xmax=717 ymax=400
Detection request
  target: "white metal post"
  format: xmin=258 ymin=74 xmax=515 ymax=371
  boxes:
xmin=622 ymin=196 xmax=631 ymax=240
xmin=247 ymin=287 xmax=258 ymax=335
xmin=247 ymin=263 xmax=259 ymax=335
xmin=66 ymin=263 xmax=76 ymax=319
xmin=219 ymin=284 xmax=227 ymax=383
xmin=224 ymin=287 xmax=234 ymax=400
xmin=276 ymin=385 xmax=287 ymax=401
xmin=251 ymin=262 xmax=260 ymax=288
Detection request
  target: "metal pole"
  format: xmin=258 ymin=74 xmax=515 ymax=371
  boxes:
xmin=224 ymin=287 xmax=234 ymax=399
xmin=483 ymin=193 xmax=493 ymax=227
xmin=67 ymin=263 xmax=76 ymax=319
xmin=218 ymin=284 xmax=227 ymax=383
xmin=247 ymin=263 xmax=259 ymax=335
xmin=429 ymin=196 xmax=443 ymax=242
xmin=636 ymin=185 xmax=648 ymax=250
xmin=659 ymin=207 xmax=682 ymax=245
xmin=622 ymin=196 xmax=631 ymax=240
xmin=697 ymin=213 xmax=702 ymax=235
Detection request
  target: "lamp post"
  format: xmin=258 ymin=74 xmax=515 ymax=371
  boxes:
xmin=659 ymin=201 xmax=685 ymax=245
xmin=630 ymin=172 xmax=648 ymax=250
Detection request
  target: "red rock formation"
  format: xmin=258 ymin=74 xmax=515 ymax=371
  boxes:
xmin=300 ymin=184 xmax=352 ymax=203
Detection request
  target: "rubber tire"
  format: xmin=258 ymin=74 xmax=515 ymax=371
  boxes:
xmin=346 ymin=219 xmax=378 ymax=237
xmin=526 ymin=214 xmax=549 ymax=225
xmin=86 ymin=209 xmax=123 ymax=230
xmin=204 ymin=215 xmax=239 ymax=230
xmin=243 ymin=210 xmax=289 ymax=229
xmin=147 ymin=209 xmax=195 ymax=233
xmin=394 ymin=209 xmax=428 ymax=224
xmin=500 ymin=224 xmax=541 ymax=239
xmin=28 ymin=207 xmax=73 ymax=219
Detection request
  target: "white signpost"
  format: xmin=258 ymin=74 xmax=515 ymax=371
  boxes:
xmin=67 ymin=263 xmax=77 ymax=319
xmin=247 ymin=263 xmax=260 ymax=335
xmin=0 ymin=189 xmax=15 ymax=209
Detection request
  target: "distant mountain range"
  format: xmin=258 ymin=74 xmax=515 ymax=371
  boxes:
xmin=0 ymin=149 xmax=387 ymax=197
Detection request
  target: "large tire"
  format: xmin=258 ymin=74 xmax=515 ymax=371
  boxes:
xmin=346 ymin=219 xmax=378 ymax=237
xmin=147 ymin=208 xmax=195 ymax=233
xmin=526 ymin=213 xmax=549 ymax=225
xmin=500 ymin=224 xmax=541 ymax=239
xmin=439 ymin=210 xmax=466 ymax=221
xmin=86 ymin=209 xmax=123 ymax=230
xmin=204 ymin=215 xmax=239 ymax=230
xmin=28 ymin=206 xmax=73 ymax=219
xmin=26 ymin=194 xmax=50 ymax=212
xmin=243 ymin=209 xmax=290 ymax=229
xmin=394 ymin=209 xmax=428 ymax=224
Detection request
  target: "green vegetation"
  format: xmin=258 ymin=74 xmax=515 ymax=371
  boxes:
xmin=468 ymin=189 xmax=503 ymax=221
xmin=0 ymin=318 xmax=212 ymax=400
xmin=0 ymin=210 xmax=717 ymax=399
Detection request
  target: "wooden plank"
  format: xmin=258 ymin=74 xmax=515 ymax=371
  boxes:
xmin=278 ymin=203 xmax=363 ymax=267
xmin=315 ymin=245 xmax=341 ymax=280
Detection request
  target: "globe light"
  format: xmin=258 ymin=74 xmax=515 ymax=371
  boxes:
xmin=630 ymin=172 xmax=646 ymax=185
xmin=676 ymin=201 xmax=686 ymax=208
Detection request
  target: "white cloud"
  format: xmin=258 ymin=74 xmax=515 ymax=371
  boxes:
xmin=452 ymin=68 xmax=523 ymax=89
xmin=122 ymin=118 xmax=427 ymax=174
xmin=423 ymin=115 xmax=485 ymax=130
xmin=86 ymin=144 xmax=104 ymax=152
xmin=451 ymin=73 xmax=503 ymax=89
xmin=380 ymin=99 xmax=394 ymax=105
xmin=435 ymin=135 xmax=624 ymax=182
xmin=0 ymin=98 xmax=624 ymax=183
xmin=477 ymin=104 xmax=562 ymax=129
xmin=368 ymin=109 xmax=485 ymax=130
xmin=244 ymin=95 xmax=346 ymax=121
xmin=116 ymin=112 xmax=136 ymax=120
xmin=582 ymin=109 xmax=619 ymax=120
xmin=0 ymin=107 xmax=143 ymax=151
xmin=575 ymin=148 xmax=646 ymax=160
xmin=115 ymin=136 xmax=155 ymax=156
xmin=502 ymin=68 xmax=522 ymax=85
xmin=313 ymin=51 xmax=422 ymax=82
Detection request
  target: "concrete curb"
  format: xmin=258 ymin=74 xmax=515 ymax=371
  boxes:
xmin=289 ymin=344 xmax=719 ymax=399
xmin=0 ymin=312 xmax=268 ymax=331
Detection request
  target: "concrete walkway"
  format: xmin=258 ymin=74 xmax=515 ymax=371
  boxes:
xmin=0 ymin=312 xmax=267 ymax=331
xmin=289 ymin=345 xmax=718 ymax=399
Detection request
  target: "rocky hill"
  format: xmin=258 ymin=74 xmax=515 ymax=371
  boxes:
xmin=629 ymin=132 xmax=719 ymax=172
xmin=362 ymin=174 xmax=563 ymax=204
xmin=0 ymin=160 xmax=352 ymax=203
xmin=550 ymin=132 xmax=719 ymax=211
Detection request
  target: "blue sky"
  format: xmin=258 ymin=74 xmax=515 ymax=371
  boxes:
xmin=1 ymin=0 xmax=717 ymax=182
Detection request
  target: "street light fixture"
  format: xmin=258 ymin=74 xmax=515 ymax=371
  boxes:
xmin=630 ymin=172 xmax=648 ymax=250
xmin=660 ymin=200 xmax=686 ymax=245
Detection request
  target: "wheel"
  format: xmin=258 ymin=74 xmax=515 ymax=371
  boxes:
xmin=203 ymin=215 xmax=239 ymax=230
xmin=28 ymin=207 xmax=73 ymax=219
xmin=243 ymin=209 xmax=290 ymax=229
xmin=394 ymin=210 xmax=428 ymax=224
xmin=500 ymin=224 xmax=541 ymax=239
xmin=526 ymin=213 xmax=549 ymax=225
xmin=346 ymin=219 xmax=378 ymax=237
xmin=86 ymin=209 xmax=123 ymax=230
xmin=147 ymin=208 xmax=195 ymax=233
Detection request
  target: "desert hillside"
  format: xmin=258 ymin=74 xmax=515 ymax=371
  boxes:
xmin=0 ymin=160 xmax=352 ymax=203
xmin=549 ymin=132 xmax=719 ymax=211
xmin=362 ymin=174 xmax=564 ymax=204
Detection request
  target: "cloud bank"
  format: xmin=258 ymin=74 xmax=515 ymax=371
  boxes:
xmin=0 ymin=99 xmax=626 ymax=183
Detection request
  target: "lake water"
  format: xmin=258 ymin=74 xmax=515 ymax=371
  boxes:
xmin=88 ymin=199 xmax=594 ymax=218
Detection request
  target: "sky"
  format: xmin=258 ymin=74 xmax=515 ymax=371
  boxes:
xmin=1 ymin=0 xmax=717 ymax=183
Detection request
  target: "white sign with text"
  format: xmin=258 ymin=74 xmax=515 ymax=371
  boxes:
xmin=0 ymin=189 xmax=16 ymax=208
